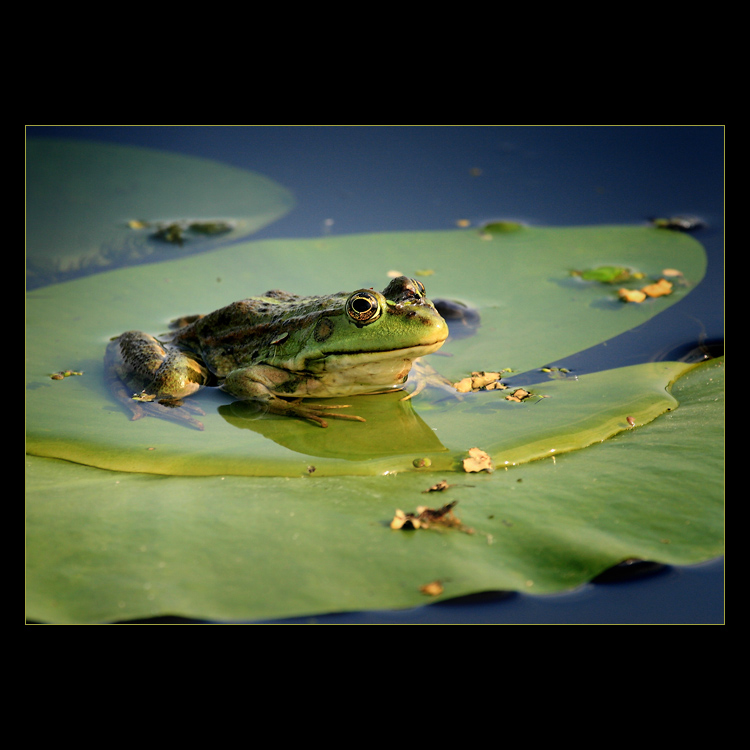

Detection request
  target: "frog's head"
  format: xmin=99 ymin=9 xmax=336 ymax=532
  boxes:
xmin=340 ymin=275 xmax=448 ymax=355
xmin=284 ymin=277 xmax=448 ymax=378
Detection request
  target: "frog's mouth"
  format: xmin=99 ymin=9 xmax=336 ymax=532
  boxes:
xmin=321 ymin=338 xmax=447 ymax=365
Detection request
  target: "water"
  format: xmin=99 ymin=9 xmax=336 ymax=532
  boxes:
xmin=27 ymin=125 xmax=724 ymax=623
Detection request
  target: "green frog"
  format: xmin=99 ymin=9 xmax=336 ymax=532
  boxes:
xmin=105 ymin=276 xmax=449 ymax=429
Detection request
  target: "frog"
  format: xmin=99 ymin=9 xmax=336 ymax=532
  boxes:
xmin=105 ymin=276 xmax=449 ymax=429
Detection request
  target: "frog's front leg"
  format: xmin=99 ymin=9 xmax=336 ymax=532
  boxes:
xmin=223 ymin=367 xmax=366 ymax=428
xmin=105 ymin=331 xmax=210 ymax=430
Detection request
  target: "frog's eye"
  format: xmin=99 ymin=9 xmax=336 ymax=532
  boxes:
xmin=412 ymin=279 xmax=426 ymax=297
xmin=346 ymin=290 xmax=382 ymax=324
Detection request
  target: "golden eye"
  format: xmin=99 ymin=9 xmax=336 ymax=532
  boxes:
xmin=412 ymin=279 xmax=426 ymax=297
xmin=346 ymin=290 xmax=381 ymax=324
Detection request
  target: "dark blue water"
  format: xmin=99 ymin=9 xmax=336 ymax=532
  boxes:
xmin=28 ymin=125 xmax=724 ymax=624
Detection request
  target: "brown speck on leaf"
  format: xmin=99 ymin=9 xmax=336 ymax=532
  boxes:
xmin=50 ymin=369 xmax=83 ymax=380
xmin=390 ymin=500 xmax=474 ymax=534
xmin=419 ymin=581 xmax=444 ymax=596
xmin=422 ymin=480 xmax=451 ymax=493
xmin=505 ymin=388 xmax=531 ymax=403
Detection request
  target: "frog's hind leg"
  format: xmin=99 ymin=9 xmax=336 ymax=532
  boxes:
xmin=105 ymin=331 xmax=210 ymax=430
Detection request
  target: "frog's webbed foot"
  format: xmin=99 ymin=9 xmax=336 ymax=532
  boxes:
xmin=270 ymin=397 xmax=366 ymax=428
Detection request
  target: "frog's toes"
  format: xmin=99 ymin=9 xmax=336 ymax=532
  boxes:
xmin=129 ymin=399 xmax=205 ymax=430
xmin=275 ymin=398 xmax=366 ymax=427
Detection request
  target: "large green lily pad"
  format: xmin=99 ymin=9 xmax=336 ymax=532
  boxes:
xmin=26 ymin=224 xmax=706 ymax=477
xmin=26 ymin=138 xmax=295 ymax=287
xmin=26 ymin=221 xmax=722 ymax=622
xmin=25 ymin=357 xmax=724 ymax=623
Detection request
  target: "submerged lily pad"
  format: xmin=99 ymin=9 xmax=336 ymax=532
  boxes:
xmin=26 ymin=224 xmax=706 ymax=476
xmin=25 ymin=357 xmax=724 ymax=623
xmin=26 ymin=138 xmax=295 ymax=288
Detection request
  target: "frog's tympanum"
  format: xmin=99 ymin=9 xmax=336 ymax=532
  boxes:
xmin=106 ymin=277 xmax=449 ymax=429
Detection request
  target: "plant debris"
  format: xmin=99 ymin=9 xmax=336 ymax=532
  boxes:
xmin=618 ymin=277 xmax=673 ymax=303
xmin=390 ymin=500 xmax=473 ymax=533
xmin=453 ymin=369 xmax=512 ymax=393
xmin=571 ymin=266 xmax=643 ymax=284
xmin=571 ymin=265 xmax=677 ymax=303
xmin=422 ymin=480 xmax=452 ymax=493
xmin=462 ymin=447 xmax=494 ymax=473
xmin=639 ymin=278 xmax=674 ymax=297
xmin=505 ymin=388 xmax=531 ymax=402
xmin=49 ymin=369 xmax=83 ymax=380
xmin=419 ymin=581 xmax=444 ymax=596
xmin=650 ymin=215 xmax=706 ymax=232
xmin=129 ymin=218 xmax=236 ymax=246
xmin=618 ymin=288 xmax=647 ymax=303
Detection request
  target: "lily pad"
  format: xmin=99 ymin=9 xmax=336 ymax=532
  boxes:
xmin=26 ymin=138 xmax=295 ymax=288
xmin=25 ymin=224 xmax=706 ymax=477
xmin=25 ymin=222 xmax=721 ymax=622
xmin=25 ymin=357 xmax=724 ymax=623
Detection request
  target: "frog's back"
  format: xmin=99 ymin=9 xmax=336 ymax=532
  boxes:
xmin=171 ymin=292 xmax=346 ymax=377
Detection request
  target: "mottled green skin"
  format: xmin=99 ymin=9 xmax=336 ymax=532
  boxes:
xmin=106 ymin=276 xmax=448 ymax=428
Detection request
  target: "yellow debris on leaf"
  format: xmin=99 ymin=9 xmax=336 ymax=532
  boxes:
xmin=618 ymin=288 xmax=647 ymax=303
xmin=641 ymin=278 xmax=673 ymax=297
xmin=419 ymin=581 xmax=444 ymax=596
xmin=463 ymin=447 xmax=494 ymax=473
xmin=454 ymin=377 xmax=474 ymax=393
xmin=505 ymin=388 xmax=531 ymax=403
xmin=619 ymin=278 xmax=673 ymax=303
xmin=453 ymin=370 xmax=508 ymax=393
